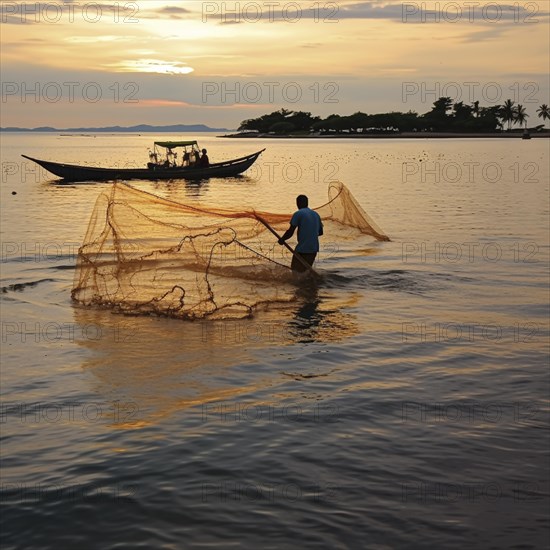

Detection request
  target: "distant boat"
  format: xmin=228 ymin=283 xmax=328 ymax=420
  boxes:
xmin=22 ymin=140 xmax=265 ymax=182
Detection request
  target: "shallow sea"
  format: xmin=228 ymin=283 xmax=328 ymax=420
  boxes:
xmin=1 ymin=133 xmax=549 ymax=549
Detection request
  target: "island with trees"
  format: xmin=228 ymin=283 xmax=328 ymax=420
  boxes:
xmin=227 ymin=98 xmax=550 ymax=138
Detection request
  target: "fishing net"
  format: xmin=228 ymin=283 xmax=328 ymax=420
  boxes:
xmin=71 ymin=181 xmax=389 ymax=320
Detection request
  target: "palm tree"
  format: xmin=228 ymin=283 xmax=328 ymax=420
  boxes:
xmin=471 ymin=100 xmax=480 ymax=118
xmin=501 ymin=99 xmax=516 ymax=131
xmin=514 ymin=104 xmax=529 ymax=129
xmin=483 ymin=106 xmax=504 ymax=131
xmin=537 ymin=104 xmax=549 ymax=125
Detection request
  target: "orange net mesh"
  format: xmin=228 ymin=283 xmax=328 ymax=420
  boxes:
xmin=71 ymin=181 xmax=389 ymax=319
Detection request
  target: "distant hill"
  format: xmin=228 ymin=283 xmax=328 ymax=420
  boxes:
xmin=0 ymin=124 xmax=230 ymax=133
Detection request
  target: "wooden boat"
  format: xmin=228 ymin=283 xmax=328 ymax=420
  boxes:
xmin=22 ymin=140 xmax=265 ymax=182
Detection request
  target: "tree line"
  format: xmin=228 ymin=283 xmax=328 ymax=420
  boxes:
xmin=238 ymin=99 xmax=550 ymax=134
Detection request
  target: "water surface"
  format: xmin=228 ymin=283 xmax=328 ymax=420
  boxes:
xmin=1 ymin=133 xmax=548 ymax=549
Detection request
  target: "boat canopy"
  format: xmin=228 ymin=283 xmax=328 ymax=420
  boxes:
xmin=154 ymin=141 xmax=198 ymax=149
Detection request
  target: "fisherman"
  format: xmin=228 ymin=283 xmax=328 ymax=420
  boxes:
xmin=278 ymin=194 xmax=323 ymax=272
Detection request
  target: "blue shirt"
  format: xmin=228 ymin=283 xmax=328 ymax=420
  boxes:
xmin=290 ymin=208 xmax=323 ymax=253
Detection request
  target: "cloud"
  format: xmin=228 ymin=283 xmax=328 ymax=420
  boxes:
xmin=3 ymin=0 xmax=548 ymax=26
xmin=138 ymin=4 xmax=194 ymax=20
xmin=0 ymin=2 xmax=127 ymax=24
xmin=198 ymin=1 xmax=407 ymax=23
xmin=107 ymin=59 xmax=195 ymax=75
xmin=158 ymin=6 xmax=191 ymax=15
xmin=456 ymin=27 xmax=509 ymax=43
xmin=379 ymin=67 xmax=418 ymax=74
xmin=300 ymin=43 xmax=324 ymax=49
xmin=325 ymin=1 xmax=550 ymax=23
xmin=66 ymin=35 xmax=137 ymax=44
xmin=199 ymin=0 xmax=549 ymax=24
xmin=138 ymin=99 xmax=193 ymax=107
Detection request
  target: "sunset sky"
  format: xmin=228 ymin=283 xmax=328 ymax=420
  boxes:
xmin=1 ymin=0 xmax=549 ymax=129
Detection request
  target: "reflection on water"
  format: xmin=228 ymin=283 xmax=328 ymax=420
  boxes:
xmin=142 ymin=175 xmax=255 ymax=200
xmin=290 ymin=283 xmax=360 ymax=343
xmin=151 ymin=178 xmax=211 ymax=199
xmin=71 ymin=284 xmax=359 ymax=428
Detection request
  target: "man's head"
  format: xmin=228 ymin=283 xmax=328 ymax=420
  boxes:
xmin=202 ymin=149 xmax=207 ymax=154
xmin=296 ymin=195 xmax=308 ymax=209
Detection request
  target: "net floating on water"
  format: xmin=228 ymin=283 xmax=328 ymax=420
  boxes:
xmin=71 ymin=181 xmax=389 ymax=320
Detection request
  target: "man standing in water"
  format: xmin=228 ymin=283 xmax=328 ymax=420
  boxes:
xmin=278 ymin=194 xmax=323 ymax=272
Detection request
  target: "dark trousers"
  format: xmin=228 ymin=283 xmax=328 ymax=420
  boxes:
xmin=291 ymin=252 xmax=317 ymax=272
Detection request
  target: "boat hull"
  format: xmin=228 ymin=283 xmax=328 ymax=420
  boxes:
xmin=22 ymin=150 xmax=265 ymax=182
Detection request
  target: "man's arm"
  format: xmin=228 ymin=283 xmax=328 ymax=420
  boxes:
xmin=319 ymin=219 xmax=324 ymax=237
xmin=278 ymin=224 xmax=296 ymax=245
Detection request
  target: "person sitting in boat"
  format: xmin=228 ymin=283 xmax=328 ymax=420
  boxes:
xmin=199 ymin=149 xmax=210 ymax=168
xmin=278 ymin=194 xmax=323 ymax=272
xmin=182 ymin=151 xmax=191 ymax=166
